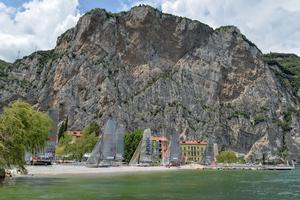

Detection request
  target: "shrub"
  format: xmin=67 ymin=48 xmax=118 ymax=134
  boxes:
xmin=124 ymin=129 xmax=143 ymax=163
xmin=83 ymin=121 xmax=101 ymax=136
xmin=216 ymin=150 xmax=238 ymax=163
xmin=254 ymin=115 xmax=266 ymax=125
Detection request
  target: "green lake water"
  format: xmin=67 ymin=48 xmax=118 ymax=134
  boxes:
xmin=1 ymin=167 xmax=300 ymax=200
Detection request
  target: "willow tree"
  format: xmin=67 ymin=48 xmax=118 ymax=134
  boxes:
xmin=0 ymin=101 xmax=52 ymax=176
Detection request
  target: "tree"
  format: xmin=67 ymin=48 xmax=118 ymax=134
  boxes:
xmin=55 ymin=131 xmax=73 ymax=158
xmin=277 ymin=146 xmax=288 ymax=161
xmin=58 ymin=117 xmax=68 ymax=142
xmin=0 ymin=101 xmax=52 ymax=175
xmin=216 ymin=150 xmax=238 ymax=163
xmin=70 ymin=133 xmax=98 ymax=161
xmin=82 ymin=121 xmax=101 ymax=136
xmin=55 ymin=127 xmax=98 ymax=162
xmin=124 ymin=129 xmax=143 ymax=163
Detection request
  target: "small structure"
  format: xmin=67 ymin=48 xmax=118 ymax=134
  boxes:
xmin=70 ymin=131 xmax=81 ymax=138
xmin=180 ymin=140 xmax=208 ymax=163
xmin=69 ymin=131 xmax=82 ymax=141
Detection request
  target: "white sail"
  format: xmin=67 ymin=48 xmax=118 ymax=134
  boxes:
xmin=115 ymin=126 xmax=125 ymax=161
xmin=86 ymin=135 xmax=102 ymax=167
xmin=169 ymin=133 xmax=181 ymax=165
xmin=140 ymin=129 xmax=152 ymax=163
xmin=86 ymin=119 xmax=125 ymax=167
xmin=129 ymin=139 xmax=143 ymax=165
xmin=102 ymin=119 xmax=117 ymax=160
xmin=152 ymin=141 xmax=160 ymax=162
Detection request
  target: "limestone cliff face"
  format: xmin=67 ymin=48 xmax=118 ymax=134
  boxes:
xmin=1 ymin=6 xmax=300 ymax=161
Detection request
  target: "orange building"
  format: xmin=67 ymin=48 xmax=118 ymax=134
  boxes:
xmin=151 ymin=136 xmax=169 ymax=162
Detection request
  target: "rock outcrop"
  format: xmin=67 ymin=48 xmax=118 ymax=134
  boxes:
xmin=1 ymin=5 xmax=300 ymax=162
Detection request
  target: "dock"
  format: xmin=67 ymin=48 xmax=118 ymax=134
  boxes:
xmin=205 ymin=161 xmax=295 ymax=171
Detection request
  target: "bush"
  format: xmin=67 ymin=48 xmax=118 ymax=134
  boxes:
xmin=254 ymin=115 xmax=266 ymax=125
xmin=55 ymin=123 xmax=99 ymax=161
xmin=124 ymin=129 xmax=143 ymax=163
xmin=277 ymin=146 xmax=288 ymax=161
xmin=216 ymin=150 xmax=238 ymax=163
xmin=82 ymin=121 xmax=100 ymax=136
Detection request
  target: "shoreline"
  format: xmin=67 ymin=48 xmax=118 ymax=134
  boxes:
xmin=16 ymin=164 xmax=187 ymax=177
xmin=10 ymin=163 xmax=295 ymax=178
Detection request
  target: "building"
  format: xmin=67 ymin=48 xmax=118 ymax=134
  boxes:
xmin=69 ymin=131 xmax=82 ymax=141
xmin=180 ymin=140 xmax=208 ymax=163
xmin=151 ymin=136 xmax=169 ymax=162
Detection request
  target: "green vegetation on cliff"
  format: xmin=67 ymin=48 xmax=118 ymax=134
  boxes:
xmin=264 ymin=53 xmax=300 ymax=98
xmin=0 ymin=59 xmax=9 ymax=79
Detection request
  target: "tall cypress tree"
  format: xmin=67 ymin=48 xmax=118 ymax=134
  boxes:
xmin=58 ymin=117 xmax=68 ymax=142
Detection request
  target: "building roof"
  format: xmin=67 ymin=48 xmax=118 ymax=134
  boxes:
xmin=70 ymin=131 xmax=82 ymax=138
xmin=151 ymin=136 xmax=168 ymax=142
xmin=48 ymin=135 xmax=57 ymax=141
xmin=180 ymin=140 xmax=208 ymax=145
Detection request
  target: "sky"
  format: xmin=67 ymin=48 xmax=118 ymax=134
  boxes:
xmin=0 ymin=0 xmax=299 ymax=62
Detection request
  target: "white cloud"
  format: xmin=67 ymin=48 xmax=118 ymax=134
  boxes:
xmin=124 ymin=0 xmax=300 ymax=56
xmin=2 ymin=0 xmax=299 ymax=62
xmin=0 ymin=0 xmax=81 ymax=62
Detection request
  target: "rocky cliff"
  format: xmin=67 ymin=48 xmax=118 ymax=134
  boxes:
xmin=1 ymin=5 xmax=300 ymax=162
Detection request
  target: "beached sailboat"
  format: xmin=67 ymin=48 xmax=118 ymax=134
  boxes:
xmin=168 ymin=133 xmax=181 ymax=166
xmin=129 ymin=129 xmax=152 ymax=166
xmin=86 ymin=119 xmax=125 ymax=167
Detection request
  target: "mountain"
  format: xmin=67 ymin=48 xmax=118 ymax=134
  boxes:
xmin=0 ymin=59 xmax=9 ymax=79
xmin=1 ymin=5 xmax=300 ymax=162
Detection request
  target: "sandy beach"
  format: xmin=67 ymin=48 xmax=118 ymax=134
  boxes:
xmin=20 ymin=164 xmax=185 ymax=177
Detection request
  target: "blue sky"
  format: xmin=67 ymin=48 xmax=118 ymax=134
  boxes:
xmin=78 ymin=0 xmax=132 ymax=13
xmin=0 ymin=0 xmax=300 ymax=62
xmin=0 ymin=0 xmax=132 ymax=13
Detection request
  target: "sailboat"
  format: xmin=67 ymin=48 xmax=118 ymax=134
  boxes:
xmin=129 ymin=129 xmax=152 ymax=166
xmin=168 ymin=133 xmax=181 ymax=166
xmin=86 ymin=119 xmax=125 ymax=167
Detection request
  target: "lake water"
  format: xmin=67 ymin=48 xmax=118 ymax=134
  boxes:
xmin=1 ymin=167 xmax=300 ymax=200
